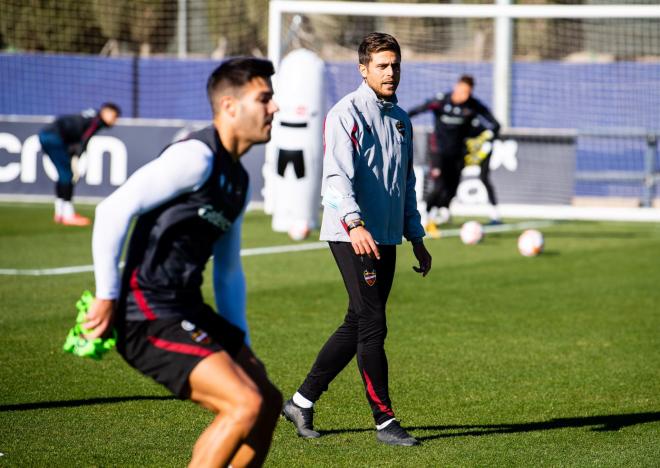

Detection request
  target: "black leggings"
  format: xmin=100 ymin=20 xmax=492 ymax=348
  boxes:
xmin=297 ymin=242 xmax=397 ymax=425
xmin=425 ymin=154 xmax=464 ymax=211
xmin=426 ymin=153 xmax=497 ymax=211
xmin=479 ymin=154 xmax=498 ymax=205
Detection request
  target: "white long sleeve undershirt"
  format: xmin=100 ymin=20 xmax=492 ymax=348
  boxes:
xmin=92 ymin=138 xmax=249 ymax=337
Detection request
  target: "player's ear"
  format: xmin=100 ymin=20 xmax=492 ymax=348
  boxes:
xmin=359 ymin=63 xmax=368 ymax=79
xmin=218 ymin=95 xmax=237 ymax=118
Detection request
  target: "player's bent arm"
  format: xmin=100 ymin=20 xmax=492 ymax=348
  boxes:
xmin=322 ymin=112 xmax=362 ymax=223
xmin=92 ymin=139 xmax=214 ymax=300
xmin=213 ymin=209 xmax=249 ymax=345
xmin=473 ymin=99 xmax=501 ymax=135
xmin=407 ymin=99 xmax=437 ymax=118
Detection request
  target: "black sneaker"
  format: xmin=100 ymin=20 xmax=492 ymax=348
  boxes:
xmin=282 ymin=399 xmax=321 ymax=439
xmin=376 ymin=420 xmax=419 ymax=446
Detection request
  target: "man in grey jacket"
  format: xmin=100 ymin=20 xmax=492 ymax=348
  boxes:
xmin=282 ymin=32 xmax=432 ymax=447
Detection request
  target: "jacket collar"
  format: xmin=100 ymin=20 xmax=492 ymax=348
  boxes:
xmin=358 ymin=81 xmax=397 ymax=111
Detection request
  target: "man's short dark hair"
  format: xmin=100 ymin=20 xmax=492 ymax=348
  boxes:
xmin=207 ymin=57 xmax=275 ymax=113
xmin=358 ymin=32 xmax=401 ymax=66
xmin=459 ymin=75 xmax=475 ymax=88
xmin=100 ymin=102 xmax=121 ymax=116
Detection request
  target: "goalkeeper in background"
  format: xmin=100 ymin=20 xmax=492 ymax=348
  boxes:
xmin=408 ymin=75 xmax=501 ymax=230
xmin=38 ymin=103 xmax=120 ymax=226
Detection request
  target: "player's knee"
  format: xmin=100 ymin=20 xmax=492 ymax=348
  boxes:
xmin=59 ymin=171 xmax=74 ymax=185
xmin=359 ymin=319 xmax=388 ymax=344
xmin=228 ymin=388 xmax=263 ymax=433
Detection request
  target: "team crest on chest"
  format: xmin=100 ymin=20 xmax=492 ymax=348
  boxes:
xmin=363 ymin=269 xmax=377 ymax=287
xmin=395 ymin=121 xmax=406 ymax=137
xmin=198 ymin=204 xmax=232 ymax=231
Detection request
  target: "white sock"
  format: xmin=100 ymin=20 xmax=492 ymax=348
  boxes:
xmin=292 ymin=392 xmax=313 ymax=409
xmin=61 ymin=201 xmax=75 ymax=218
xmin=376 ymin=418 xmax=396 ymax=430
xmin=54 ymin=198 xmax=63 ymax=217
xmin=438 ymin=207 xmax=451 ymax=224
xmin=488 ymin=204 xmax=500 ymax=221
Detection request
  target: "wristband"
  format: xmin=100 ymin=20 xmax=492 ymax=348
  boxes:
xmin=347 ymin=219 xmax=365 ymax=232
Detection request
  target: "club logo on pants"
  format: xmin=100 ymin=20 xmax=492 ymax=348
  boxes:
xmin=363 ymin=269 xmax=377 ymax=287
xmin=181 ymin=320 xmax=212 ymax=344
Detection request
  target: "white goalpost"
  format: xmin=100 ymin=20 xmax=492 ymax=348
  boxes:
xmin=268 ymin=1 xmax=660 ymax=222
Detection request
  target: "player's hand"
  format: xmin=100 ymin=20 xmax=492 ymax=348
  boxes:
xmin=71 ymin=155 xmax=80 ymax=183
xmin=82 ymin=298 xmax=116 ymax=339
xmin=430 ymin=167 xmax=441 ymax=179
xmin=349 ymin=226 xmax=380 ymax=260
xmin=412 ymin=241 xmax=432 ymax=277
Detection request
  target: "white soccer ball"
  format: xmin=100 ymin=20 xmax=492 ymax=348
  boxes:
xmin=288 ymin=220 xmax=311 ymax=241
xmin=518 ymin=229 xmax=544 ymax=257
xmin=460 ymin=221 xmax=484 ymax=245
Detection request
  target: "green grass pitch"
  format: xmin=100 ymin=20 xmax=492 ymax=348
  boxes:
xmin=0 ymin=202 xmax=659 ymax=467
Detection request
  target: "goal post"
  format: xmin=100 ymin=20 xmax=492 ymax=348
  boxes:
xmin=268 ymin=1 xmax=660 ymax=220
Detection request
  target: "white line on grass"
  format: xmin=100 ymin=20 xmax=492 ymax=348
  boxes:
xmin=0 ymin=220 xmax=556 ymax=276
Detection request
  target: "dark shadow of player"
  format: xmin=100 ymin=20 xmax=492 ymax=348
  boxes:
xmin=0 ymin=395 xmax=176 ymax=412
xmin=316 ymin=411 xmax=660 ymax=439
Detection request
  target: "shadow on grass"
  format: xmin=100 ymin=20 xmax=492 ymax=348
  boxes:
xmin=0 ymin=395 xmax=176 ymax=412
xmin=414 ymin=411 xmax=660 ymax=441
xmin=318 ymin=411 xmax=660 ymax=440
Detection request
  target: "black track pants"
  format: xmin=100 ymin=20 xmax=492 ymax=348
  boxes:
xmin=297 ymin=241 xmax=397 ymax=425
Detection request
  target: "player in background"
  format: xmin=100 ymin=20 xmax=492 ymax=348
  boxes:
xmin=82 ymin=58 xmax=282 ymax=467
xmin=38 ymin=103 xmax=121 ymax=226
xmin=408 ymin=75 xmax=501 ymax=232
xmin=282 ymin=32 xmax=432 ymax=447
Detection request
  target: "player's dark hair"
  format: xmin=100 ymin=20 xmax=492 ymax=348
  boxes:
xmin=358 ymin=32 xmax=401 ymax=65
xmin=100 ymin=102 xmax=121 ymax=116
xmin=207 ymin=57 xmax=275 ymax=113
xmin=459 ymin=75 xmax=475 ymax=88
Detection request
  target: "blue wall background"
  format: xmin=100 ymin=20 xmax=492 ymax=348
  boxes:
xmin=2 ymin=53 xmax=659 ymax=198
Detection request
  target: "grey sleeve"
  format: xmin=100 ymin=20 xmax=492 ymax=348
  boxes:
xmin=403 ymin=125 xmax=426 ymax=242
xmin=321 ymin=111 xmax=362 ymax=223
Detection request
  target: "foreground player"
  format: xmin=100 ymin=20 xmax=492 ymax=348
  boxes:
xmin=83 ymin=58 xmax=282 ymax=467
xmin=38 ymin=103 xmax=120 ymax=225
xmin=282 ymin=33 xmax=432 ymax=446
xmin=408 ymin=75 xmax=501 ymax=228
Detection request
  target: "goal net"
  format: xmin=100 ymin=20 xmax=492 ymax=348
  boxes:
xmin=0 ymin=0 xmax=270 ymax=120
xmin=269 ymin=1 xmax=660 ymax=218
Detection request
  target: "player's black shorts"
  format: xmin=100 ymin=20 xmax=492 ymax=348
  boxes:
xmin=118 ymin=304 xmax=245 ymax=399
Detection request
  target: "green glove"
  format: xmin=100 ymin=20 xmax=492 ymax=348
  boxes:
xmin=63 ymin=290 xmax=116 ymax=360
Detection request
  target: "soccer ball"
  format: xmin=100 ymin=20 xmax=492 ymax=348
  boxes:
xmin=518 ymin=229 xmax=544 ymax=257
xmin=288 ymin=220 xmax=311 ymax=241
xmin=460 ymin=221 xmax=484 ymax=245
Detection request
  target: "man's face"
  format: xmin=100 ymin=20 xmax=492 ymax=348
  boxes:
xmin=451 ymin=82 xmax=472 ymax=105
xmin=234 ymin=77 xmax=278 ymax=144
xmin=359 ymin=50 xmax=401 ymax=101
xmin=99 ymin=108 xmax=118 ymax=127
